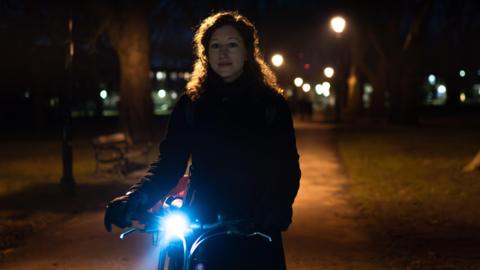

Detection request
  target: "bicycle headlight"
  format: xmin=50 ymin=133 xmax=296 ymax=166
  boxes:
xmin=163 ymin=213 xmax=189 ymax=238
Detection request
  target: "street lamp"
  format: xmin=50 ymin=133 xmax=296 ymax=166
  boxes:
xmin=302 ymin=83 xmax=311 ymax=92
xmin=271 ymin=54 xmax=284 ymax=67
xmin=329 ymin=16 xmax=347 ymax=123
xmin=330 ymin=16 xmax=346 ymax=34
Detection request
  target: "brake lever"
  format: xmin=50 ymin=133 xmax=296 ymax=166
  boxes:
xmin=119 ymin=227 xmax=141 ymax=239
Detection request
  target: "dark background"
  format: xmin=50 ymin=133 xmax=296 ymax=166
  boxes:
xmin=1 ymin=0 xmax=479 ymax=134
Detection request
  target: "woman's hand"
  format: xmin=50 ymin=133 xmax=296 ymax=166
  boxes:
xmin=104 ymin=191 xmax=147 ymax=232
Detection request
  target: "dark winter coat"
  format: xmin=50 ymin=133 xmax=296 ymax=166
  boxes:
xmin=130 ymin=73 xmax=301 ymax=230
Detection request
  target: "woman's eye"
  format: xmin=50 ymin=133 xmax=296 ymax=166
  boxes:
xmin=228 ymin=42 xmax=238 ymax=48
xmin=210 ymin=43 xmax=219 ymax=49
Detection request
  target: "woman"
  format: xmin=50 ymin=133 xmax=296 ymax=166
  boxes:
xmin=105 ymin=11 xmax=301 ymax=269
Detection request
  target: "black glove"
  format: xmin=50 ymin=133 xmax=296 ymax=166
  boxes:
xmin=104 ymin=191 xmax=147 ymax=232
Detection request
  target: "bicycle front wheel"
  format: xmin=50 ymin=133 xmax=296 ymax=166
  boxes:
xmin=158 ymin=245 xmax=184 ymax=270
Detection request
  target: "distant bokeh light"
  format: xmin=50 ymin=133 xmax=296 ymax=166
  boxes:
xmin=315 ymin=83 xmax=330 ymax=97
xmin=322 ymin=81 xmax=331 ymax=90
xmin=100 ymin=90 xmax=108 ymax=99
xmin=428 ymin=74 xmax=436 ymax=85
xmin=459 ymin=70 xmax=466 ymax=77
xmin=157 ymin=89 xmax=166 ymax=98
xmin=302 ymin=83 xmax=311 ymax=92
xmin=437 ymin=85 xmax=447 ymax=96
xmin=324 ymin=88 xmax=331 ymax=97
xmin=156 ymin=71 xmax=166 ymax=81
xmin=294 ymin=77 xmax=304 ymax=87
xmin=324 ymin=67 xmax=334 ymax=78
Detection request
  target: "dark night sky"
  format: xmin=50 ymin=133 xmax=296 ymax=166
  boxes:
xmin=149 ymin=0 xmax=340 ymax=70
xmin=2 ymin=0 xmax=479 ymax=78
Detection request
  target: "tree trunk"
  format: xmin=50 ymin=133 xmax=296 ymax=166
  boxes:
xmin=388 ymin=54 xmax=420 ymax=125
xmin=108 ymin=7 xmax=153 ymax=143
xmin=369 ymin=61 xmax=387 ymax=117
xmin=388 ymin=71 xmax=418 ymax=125
xmin=344 ymin=64 xmax=363 ymax=116
xmin=344 ymin=22 xmax=367 ymax=120
xmin=32 ymin=87 xmax=47 ymax=129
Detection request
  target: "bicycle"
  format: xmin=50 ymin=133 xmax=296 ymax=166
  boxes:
xmin=119 ymin=197 xmax=273 ymax=270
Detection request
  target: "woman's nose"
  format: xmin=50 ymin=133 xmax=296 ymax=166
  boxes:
xmin=219 ymin=45 xmax=229 ymax=57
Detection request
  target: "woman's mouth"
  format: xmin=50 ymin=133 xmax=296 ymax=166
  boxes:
xmin=218 ymin=62 xmax=232 ymax=67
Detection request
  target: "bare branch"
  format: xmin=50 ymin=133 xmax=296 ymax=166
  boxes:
xmin=366 ymin=25 xmax=386 ymax=62
xmin=402 ymin=0 xmax=433 ymax=51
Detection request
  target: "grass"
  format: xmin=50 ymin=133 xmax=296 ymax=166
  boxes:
xmin=337 ymin=123 xmax=480 ymax=267
xmin=0 ymin=130 xmax=162 ymax=252
xmin=0 ymin=139 xmax=93 ymax=195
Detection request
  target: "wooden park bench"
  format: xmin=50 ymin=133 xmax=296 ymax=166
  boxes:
xmin=92 ymin=132 xmax=152 ymax=176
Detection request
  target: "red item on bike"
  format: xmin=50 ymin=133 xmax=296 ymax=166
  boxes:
xmin=150 ymin=175 xmax=190 ymax=212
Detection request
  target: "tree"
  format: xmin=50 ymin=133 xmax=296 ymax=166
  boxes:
xmin=346 ymin=0 xmax=433 ymax=124
xmin=92 ymin=1 xmax=154 ymax=142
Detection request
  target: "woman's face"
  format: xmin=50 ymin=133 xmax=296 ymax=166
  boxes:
xmin=208 ymin=25 xmax=247 ymax=82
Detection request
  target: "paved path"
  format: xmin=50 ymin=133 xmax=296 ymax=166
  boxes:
xmin=284 ymin=122 xmax=381 ymax=269
xmin=0 ymin=122 xmax=381 ymax=269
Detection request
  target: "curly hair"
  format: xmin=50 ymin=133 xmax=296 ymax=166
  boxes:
xmin=186 ymin=11 xmax=283 ymax=101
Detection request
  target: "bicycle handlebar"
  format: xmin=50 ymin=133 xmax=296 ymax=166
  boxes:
xmin=120 ymin=211 xmax=271 ymax=242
